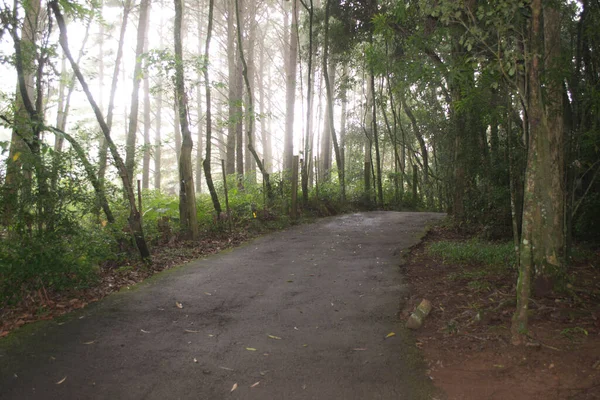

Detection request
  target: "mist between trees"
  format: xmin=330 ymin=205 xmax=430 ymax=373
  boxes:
xmin=0 ymin=0 xmax=598 ymax=344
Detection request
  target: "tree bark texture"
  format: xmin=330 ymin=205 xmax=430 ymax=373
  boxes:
xmin=283 ymin=0 xmax=299 ymax=172
xmin=174 ymin=0 xmax=199 ymax=240
xmin=512 ymin=0 xmax=565 ymax=345
xmin=202 ymin=0 xmax=222 ymax=215
xmin=125 ymin=0 xmax=150 ymax=186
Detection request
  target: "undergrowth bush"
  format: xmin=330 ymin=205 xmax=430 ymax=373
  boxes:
xmin=427 ymin=239 xmax=516 ymax=268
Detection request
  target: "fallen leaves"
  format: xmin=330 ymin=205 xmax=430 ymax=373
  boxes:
xmin=184 ymin=329 xmax=200 ymax=333
xmin=385 ymin=332 xmax=396 ymax=339
xmin=140 ymin=329 xmax=150 ymax=334
xmin=56 ymin=376 xmax=67 ymax=385
xmin=231 ymin=383 xmax=238 ymax=392
xmin=250 ymin=381 xmax=260 ymax=388
xmin=267 ymin=335 xmax=281 ymax=340
xmin=175 ymin=301 xmax=183 ymax=309
xmin=82 ymin=340 xmax=95 ymax=345
xmin=246 ymin=347 xmax=257 ymax=351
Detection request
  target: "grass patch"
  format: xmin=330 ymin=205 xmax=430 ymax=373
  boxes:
xmin=427 ymin=239 xmax=516 ymax=268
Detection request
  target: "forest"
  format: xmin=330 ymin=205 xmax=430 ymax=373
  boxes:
xmin=0 ymin=0 xmax=598 ymax=347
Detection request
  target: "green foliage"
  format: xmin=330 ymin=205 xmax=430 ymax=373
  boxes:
xmin=560 ymin=327 xmax=588 ymax=341
xmin=427 ymin=239 xmax=516 ymax=268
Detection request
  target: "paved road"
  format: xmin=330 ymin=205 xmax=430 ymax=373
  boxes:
xmin=0 ymin=212 xmax=444 ymax=400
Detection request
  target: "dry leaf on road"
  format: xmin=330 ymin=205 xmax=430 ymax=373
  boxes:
xmin=175 ymin=301 xmax=183 ymax=309
xmin=385 ymin=332 xmax=396 ymax=338
xmin=231 ymin=383 xmax=238 ymax=392
xmin=56 ymin=376 xmax=67 ymax=385
xmin=250 ymin=382 xmax=260 ymax=388
xmin=267 ymin=335 xmax=281 ymax=340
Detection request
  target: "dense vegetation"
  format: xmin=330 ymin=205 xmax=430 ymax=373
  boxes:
xmin=0 ymin=0 xmax=598 ymax=344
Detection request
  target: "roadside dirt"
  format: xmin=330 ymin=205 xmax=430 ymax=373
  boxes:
xmin=402 ymin=226 xmax=600 ymax=400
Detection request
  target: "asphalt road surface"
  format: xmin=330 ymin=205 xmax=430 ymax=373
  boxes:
xmin=0 ymin=212 xmax=445 ymax=400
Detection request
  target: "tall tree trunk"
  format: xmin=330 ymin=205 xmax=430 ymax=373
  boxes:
xmin=174 ymin=0 xmax=199 ymax=240
xmin=142 ymin=30 xmax=151 ymax=190
xmin=125 ymin=0 xmax=150 ymax=185
xmin=154 ymin=0 xmax=165 ymax=190
xmin=202 ymin=0 xmax=222 ymax=214
xmin=51 ymin=0 xmax=151 ymax=261
xmin=235 ymin=59 xmax=244 ymax=184
xmin=4 ymin=0 xmax=41 ymax=227
xmin=283 ymin=0 xmax=299 ymax=172
xmin=99 ymin=0 xmax=133 ymax=184
xmin=173 ymin=94 xmax=182 ymax=163
xmin=244 ymin=2 xmax=257 ymax=181
xmin=320 ymin=62 xmax=335 ymax=182
xmin=322 ymin=0 xmax=344 ymax=201
xmin=370 ymin=72 xmax=383 ymax=208
xmin=512 ymin=0 xmax=565 ymax=345
xmin=154 ymin=78 xmax=163 ymax=190
xmin=402 ymin=97 xmax=431 ymax=208
xmin=364 ymin=70 xmax=373 ymax=203
xmin=225 ymin=0 xmax=237 ymax=175
xmin=235 ymin=0 xmax=272 ymax=200
xmin=258 ymin=33 xmax=271 ymax=173
xmin=195 ymin=0 xmax=204 ymax=193
xmin=300 ymin=0 xmax=314 ymax=206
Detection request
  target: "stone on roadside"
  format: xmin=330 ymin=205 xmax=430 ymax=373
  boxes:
xmin=406 ymin=299 xmax=432 ymax=329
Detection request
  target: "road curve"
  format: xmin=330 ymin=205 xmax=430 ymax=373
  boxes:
xmin=0 ymin=211 xmax=445 ymax=400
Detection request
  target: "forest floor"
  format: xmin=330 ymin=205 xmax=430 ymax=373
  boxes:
xmin=402 ymin=226 xmax=600 ymax=400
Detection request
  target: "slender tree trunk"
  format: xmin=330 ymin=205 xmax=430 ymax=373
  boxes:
xmin=142 ymin=31 xmax=151 ymax=189
xmin=154 ymin=0 xmax=165 ymax=190
xmin=99 ymin=0 xmax=133 ymax=183
xmin=174 ymin=94 xmax=182 ymax=162
xmin=300 ymin=0 xmax=314 ymax=205
xmin=402 ymin=97 xmax=431 ymax=208
xmin=320 ymin=62 xmax=335 ymax=182
xmin=174 ymin=0 xmax=199 ymax=240
xmin=370 ymin=72 xmax=383 ymax=208
xmin=235 ymin=59 xmax=244 ymax=183
xmin=258 ymin=34 xmax=270 ymax=173
xmin=364 ymin=70 xmax=373 ymax=203
xmin=125 ymin=0 xmax=150 ymax=185
xmin=51 ymin=0 xmax=151 ymax=261
xmin=154 ymin=78 xmax=163 ymax=190
xmin=244 ymin=2 xmax=257 ymax=181
xmin=195 ymin=0 xmax=205 ymax=193
xmin=322 ymin=0 xmax=344 ymax=201
xmin=225 ymin=0 xmax=237 ymax=175
xmin=283 ymin=0 xmax=299 ymax=172
xmin=235 ymin=0 xmax=272 ymax=200
xmin=202 ymin=0 xmax=222 ymax=214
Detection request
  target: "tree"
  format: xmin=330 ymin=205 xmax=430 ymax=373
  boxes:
xmin=50 ymin=0 xmax=151 ymax=261
xmin=202 ymin=0 xmax=222 ymax=215
xmin=322 ymin=0 xmax=344 ymax=201
xmin=235 ymin=0 xmax=273 ymax=200
xmin=512 ymin=0 xmax=565 ymax=345
xmin=174 ymin=0 xmax=199 ymax=240
xmin=125 ymin=0 xmax=150 ymax=186
xmin=283 ymin=0 xmax=299 ymax=172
